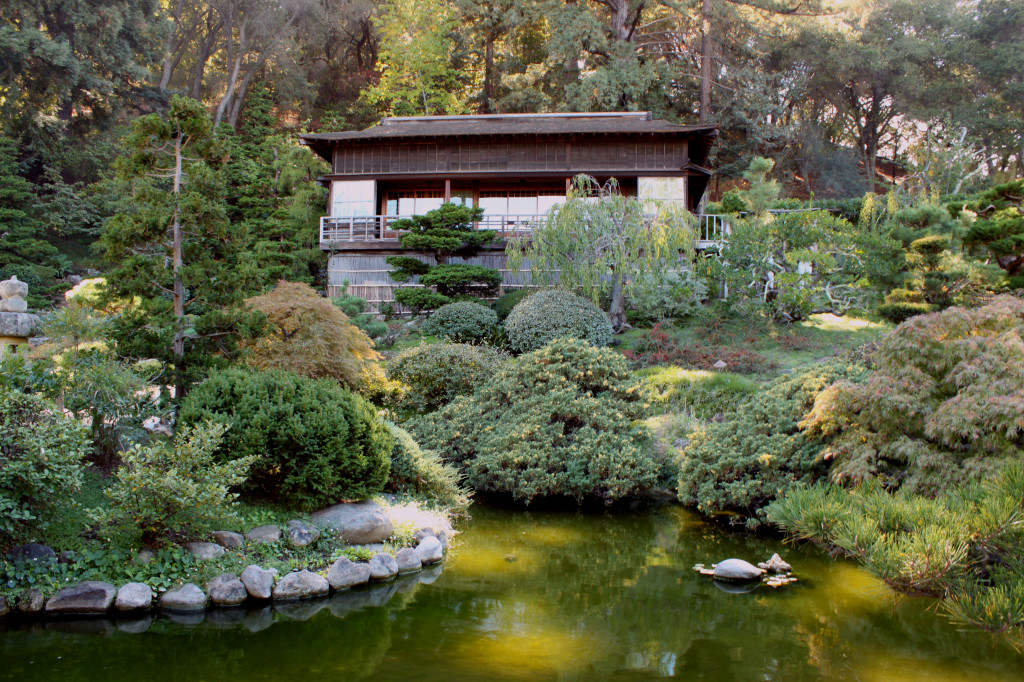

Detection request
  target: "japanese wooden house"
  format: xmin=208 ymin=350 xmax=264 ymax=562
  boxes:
xmin=299 ymin=112 xmax=720 ymax=307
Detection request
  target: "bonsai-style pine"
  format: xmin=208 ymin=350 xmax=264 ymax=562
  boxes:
xmin=385 ymin=202 xmax=501 ymax=312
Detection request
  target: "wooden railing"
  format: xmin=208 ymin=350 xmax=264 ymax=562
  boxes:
xmin=320 ymin=213 xmax=729 ymax=247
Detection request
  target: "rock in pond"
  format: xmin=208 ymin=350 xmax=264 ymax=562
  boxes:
xmin=207 ymin=574 xmax=248 ymax=606
xmin=273 ymin=570 xmax=329 ymax=601
xmin=184 ymin=542 xmax=226 ymax=560
xmin=7 ymin=543 xmax=56 ymax=563
xmin=240 ymin=565 xmax=277 ymax=600
xmin=368 ymin=553 xmax=399 ymax=581
xmin=287 ymin=520 xmax=319 ymax=548
xmin=311 ymin=500 xmax=393 ymax=544
xmin=247 ymin=525 xmax=282 ymax=544
xmin=415 ymin=536 xmax=443 ymax=565
xmin=46 ymin=581 xmax=117 ymax=615
xmin=758 ymin=553 xmax=792 ymax=574
xmin=327 ymin=557 xmax=372 ymax=590
xmin=160 ymin=583 xmax=208 ymax=611
xmin=395 ymin=548 xmax=421 ymax=574
xmin=18 ymin=589 xmax=45 ymax=615
xmin=213 ymin=530 xmax=245 ymax=549
xmin=115 ymin=583 xmax=154 ymax=612
xmin=713 ymin=558 xmax=764 ymax=581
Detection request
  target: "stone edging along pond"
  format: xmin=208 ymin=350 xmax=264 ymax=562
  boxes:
xmin=0 ymin=500 xmax=453 ymax=625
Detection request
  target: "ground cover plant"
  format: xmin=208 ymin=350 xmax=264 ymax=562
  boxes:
xmin=177 ymin=367 xmax=393 ymax=510
xmin=408 ymin=338 xmax=657 ymax=505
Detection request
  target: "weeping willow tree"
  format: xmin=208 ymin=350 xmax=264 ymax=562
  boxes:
xmin=507 ymin=175 xmax=696 ymax=331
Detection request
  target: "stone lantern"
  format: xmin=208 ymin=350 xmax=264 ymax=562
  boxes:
xmin=0 ymin=276 xmax=42 ymax=356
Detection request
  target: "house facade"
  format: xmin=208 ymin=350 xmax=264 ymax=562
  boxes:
xmin=299 ymin=112 xmax=719 ymax=307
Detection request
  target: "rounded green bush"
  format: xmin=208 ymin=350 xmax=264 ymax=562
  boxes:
xmin=408 ymin=338 xmax=657 ymax=505
xmin=492 ymin=289 xmax=532 ymax=322
xmin=423 ymin=301 xmax=498 ymax=342
xmin=877 ymin=301 xmax=933 ymax=323
xmin=503 ymin=289 xmax=614 ymax=353
xmin=177 ymin=368 xmax=393 ymax=510
xmin=386 ymin=422 xmax=469 ymax=508
xmin=388 ymin=342 xmax=509 ymax=412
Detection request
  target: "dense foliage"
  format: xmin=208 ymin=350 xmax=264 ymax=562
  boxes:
xmin=385 ymin=422 xmax=468 ymax=508
xmin=422 ymin=301 xmax=498 ymax=343
xmin=0 ymin=388 xmax=89 ymax=543
xmin=245 ymin=280 xmax=384 ymax=393
xmin=95 ymin=423 xmax=255 ymax=545
xmin=332 ymin=282 xmax=388 ymax=339
xmin=177 ymin=368 xmax=393 ymax=510
xmin=802 ymin=296 xmax=1024 ymax=493
xmin=387 ymin=343 xmax=508 ymax=413
xmin=503 ymin=289 xmax=614 ymax=353
xmin=409 ymin=339 xmax=657 ymax=504
xmin=677 ymin=362 xmax=868 ymax=528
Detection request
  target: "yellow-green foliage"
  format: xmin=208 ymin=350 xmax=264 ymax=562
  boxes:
xmin=246 ymin=280 xmax=385 ymax=394
xmin=387 ymin=342 xmax=509 ymax=413
xmin=0 ymin=388 xmax=89 ymax=542
xmin=386 ymin=422 xmax=469 ymax=509
xmin=767 ymin=465 xmax=1024 ymax=638
xmin=637 ymin=366 xmax=757 ymax=417
xmin=408 ymin=339 xmax=656 ymax=505
xmin=803 ymin=295 xmax=1024 ymax=493
xmin=96 ymin=422 xmax=255 ymax=545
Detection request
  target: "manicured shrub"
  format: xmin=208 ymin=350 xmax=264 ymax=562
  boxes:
xmin=394 ymin=287 xmax=452 ymax=313
xmin=95 ymin=422 xmax=255 ymax=544
xmin=503 ymin=289 xmax=614 ymax=353
xmin=492 ymin=288 xmax=531 ymax=322
xmin=628 ymin=269 xmax=707 ymax=324
xmin=877 ymin=300 xmax=933 ymax=323
xmin=386 ymin=422 xmax=469 ymax=508
xmin=802 ymin=295 xmax=1024 ymax=494
xmin=246 ymin=281 xmax=385 ymax=393
xmin=423 ymin=301 xmax=498 ymax=342
xmin=387 ymin=343 xmax=509 ymax=412
xmin=676 ymin=362 xmax=868 ymax=528
xmin=177 ymin=368 xmax=393 ymax=510
xmin=409 ymin=339 xmax=657 ymax=504
xmin=0 ymin=388 xmax=89 ymax=542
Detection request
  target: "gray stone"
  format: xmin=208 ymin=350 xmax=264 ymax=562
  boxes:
xmin=713 ymin=558 xmax=765 ymax=581
xmin=206 ymin=574 xmax=248 ymax=606
xmin=326 ymin=557 xmax=372 ymax=590
xmin=438 ymin=530 xmax=449 ymax=553
xmin=415 ymin=536 xmax=443 ymax=565
xmin=419 ymin=563 xmax=443 ymax=585
xmin=712 ymin=359 xmax=728 ymax=369
xmin=18 ymin=589 xmax=45 ymax=615
xmin=311 ymin=500 xmax=393 ymax=544
xmin=243 ymin=605 xmax=275 ymax=633
xmin=0 ymin=312 xmax=40 ymax=335
xmin=46 ymin=581 xmax=116 ymax=615
xmin=368 ymin=553 xmax=399 ymax=581
xmin=758 ymin=553 xmax=792 ymax=574
xmin=286 ymin=520 xmax=319 ymax=548
xmin=0 ymin=594 xmax=8 ymax=618
xmin=395 ymin=548 xmax=422 ymax=574
xmin=413 ymin=528 xmax=437 ymax=543
xmin=160 ymin=583 xmax=208 ymax=611
xmin=273 ymin=570 xmax=329 ymax=601
xmin=7 ymin=543 xmax=56 ymax=563
xmin=135 ymin=548 xmax=157 ymax=565
xmin=247 ymin=524 xmax=282 ymax=544
xmin=213 ymin=530 xmax=245 ymax=549
xmin=184 ymin=541 xmax=226 ymax=560
xmin=115 ymin=582 xmax=153 ymax=612
xmin=116 ymin=616 xmax=152 ymax=634
xmin=240 ymin=565 xmax=277 ymax=600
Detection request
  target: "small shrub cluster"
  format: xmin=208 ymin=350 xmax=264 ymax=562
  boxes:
xmin=802 ymin=295 xmax=1024 ymax=493
xmin=387 ymin=343 xmax=509 ymax=413
xmin=95 ymin=422 xmax=255 ymax=545
xmin=332 ymin=282 xmax=388 ymax=339
xmin=492 ymin=288 xmax=531 ymax=322
xmin=627 ymin=270 xmax=707 ymax=325
xmin=178 ymin=367 xmax=393 ymax=511
xmin=423 ymin=301 xmax=498 ymax=342
xmin=409 ymin=339 xmax=657 ymax=505
xmin=385 ymin=422 xmax=469 ymax=508
xmin=0 ymin=388 xmax=89 ymax=543
xmin=503 ymin=289 xmax=614 ymax=353
xmin=676 ymin=362 xmax=868 ymax=527
xmin=624 ymin=323 xmax=775 ymax=374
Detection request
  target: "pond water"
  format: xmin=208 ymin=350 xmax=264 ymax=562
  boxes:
xmin=1 ymin=504 xmax=1020 ymax=681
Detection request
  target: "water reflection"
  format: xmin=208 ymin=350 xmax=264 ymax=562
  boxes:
xmin=0 ymin=505 xmax=1020 ymax=681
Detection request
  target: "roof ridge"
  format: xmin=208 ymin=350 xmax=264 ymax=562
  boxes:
xmin=382 ymin=112 xmax=654 ymax=124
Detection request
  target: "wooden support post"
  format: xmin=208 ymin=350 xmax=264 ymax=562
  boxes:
xmin=444 ymin=178 xmax=451 ymax=202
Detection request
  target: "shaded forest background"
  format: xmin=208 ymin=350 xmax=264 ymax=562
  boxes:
xmin=1 ymin=0 xmax=1022 ymax=300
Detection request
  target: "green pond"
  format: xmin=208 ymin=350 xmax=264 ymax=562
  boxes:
xmin=1 ymin=504 xmax=1021 ymax=681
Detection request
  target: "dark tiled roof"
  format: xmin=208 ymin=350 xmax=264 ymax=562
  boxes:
xmin=301 ymin=112 xmax=718 ymax=143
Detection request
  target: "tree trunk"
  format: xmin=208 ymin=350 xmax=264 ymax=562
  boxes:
xmin=608 ymin=271 xmax=627 ymax=332
xmin=699 ymin=0 xmax=714 ymax=123
xmin=483 ymin=34 xmax=496 ymax=113
xmin=171 ymin=134 xmax=186 ymax=398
